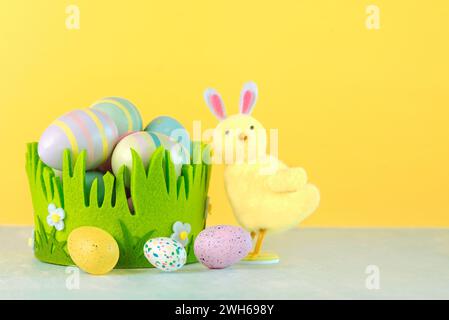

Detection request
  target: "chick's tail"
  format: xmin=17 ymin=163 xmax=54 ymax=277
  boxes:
xmin=296 ymin=183 xmax=320 ymax=222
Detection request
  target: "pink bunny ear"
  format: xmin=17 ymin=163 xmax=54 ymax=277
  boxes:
xmin=204 ymin=88 xmax=227 ymax=120
xmin=239 ymin=82 xmax=258 ymax=115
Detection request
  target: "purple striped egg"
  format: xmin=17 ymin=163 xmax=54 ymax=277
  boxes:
xmin=38 ymin=109 xmax=119 ymax=170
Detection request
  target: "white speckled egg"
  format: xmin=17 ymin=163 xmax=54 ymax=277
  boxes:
xmin=143 ymin=237 xmax=186 ymax=272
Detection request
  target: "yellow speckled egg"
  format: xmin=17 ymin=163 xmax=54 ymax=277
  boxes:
xmin=67 ymin=226 xmax=119 ymax=275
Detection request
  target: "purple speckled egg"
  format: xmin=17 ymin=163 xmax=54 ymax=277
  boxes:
xmin=194 ymin=225 xmax=252 ymax=269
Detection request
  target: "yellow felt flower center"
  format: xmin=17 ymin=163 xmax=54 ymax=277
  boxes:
xmin=51 ymin=214 xmax=61 ymax=223
xmin=179 ymin=231 xmax=188 ymax=241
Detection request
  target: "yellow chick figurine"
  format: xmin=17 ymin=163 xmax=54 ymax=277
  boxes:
xmin=204 ymin=82 xmax=320 ymax=263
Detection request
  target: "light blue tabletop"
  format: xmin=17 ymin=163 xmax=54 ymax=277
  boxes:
xmin=1 ymin=227 xmax=448 ymax=299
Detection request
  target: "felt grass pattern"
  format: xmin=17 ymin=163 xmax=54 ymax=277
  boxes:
xmin=186 ymin=235 xmax=195 ymax=257
xmin=26 ymin=142 xmax=211 ymax=268
xmin=117 ymin=221 xmax=156 ymax=267
xmin=34 ymin=215 xmax=73 ymax=265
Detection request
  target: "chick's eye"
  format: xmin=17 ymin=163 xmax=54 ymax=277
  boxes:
xmin=250 ymin=125 xmax=255 ymax=130
xmin=225 ymin=130 xmax=230 ymax=135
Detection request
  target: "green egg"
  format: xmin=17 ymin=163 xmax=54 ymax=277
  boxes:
xmin=85 ymin=171 xmax=105 ymax=206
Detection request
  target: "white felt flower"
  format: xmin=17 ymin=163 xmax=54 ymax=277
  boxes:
xmin=171 ymin=221 xmax=191 ymax=247
xmin=46 ymin=204 xmax=65 ymax=231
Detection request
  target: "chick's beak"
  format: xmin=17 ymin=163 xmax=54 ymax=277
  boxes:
xmin=238 ymin=133 xmax=248 ymax=142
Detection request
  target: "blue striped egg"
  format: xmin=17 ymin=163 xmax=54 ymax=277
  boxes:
xmin=145 ymin=116 xmax=191 ymax=154
xmin=38 ymin=109 xmax=119 ymax=170
xmin=111 ymin=131 xmax=190 ymax=187
xmin=91 ymin=97 xmax=143 ymax=136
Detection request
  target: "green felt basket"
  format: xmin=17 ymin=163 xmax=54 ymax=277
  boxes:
xmin=26 ymin=142 xmax=211 ymax=268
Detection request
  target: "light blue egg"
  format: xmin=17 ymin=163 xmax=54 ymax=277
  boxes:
xmin=145 ymin=116 xmax=191 ymax=154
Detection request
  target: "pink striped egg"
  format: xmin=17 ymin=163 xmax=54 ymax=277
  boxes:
xmin=38 ymin=109 xmax=119 ymax=170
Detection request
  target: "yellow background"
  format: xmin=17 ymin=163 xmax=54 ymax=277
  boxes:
xmin=1 ymin=1 xmax=448 ymax=226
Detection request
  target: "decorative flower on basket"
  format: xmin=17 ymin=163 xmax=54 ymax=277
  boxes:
xmin=171 ymin=221 xmax=192 ymax=247
xmin=46 ymin=204 xmax=65 ymax=231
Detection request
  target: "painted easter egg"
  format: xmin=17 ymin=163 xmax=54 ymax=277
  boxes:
xmin=67 ymin=226 xmax=119 ymax=275
xmin=111 ymin=131 xmax=189 ymax=186
xmin=145 ymin=116 xmax=191 ymax=153
xmin=143 ymin=237 xmax=187 ymax=272
xmin=111 ymin=131 xmax=159 ymax=186
xmin=91 ymin=97 xmax=142 ymax=137
xmin=38 ymin=109 xmax=119 ymax=170
xmin=85 ymin=171 xmax=105 ymax=206
xmin=194 ymin=225 xmax=252 ymax=269
xmin=96 ymin=131 xmax=135 ymax=173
